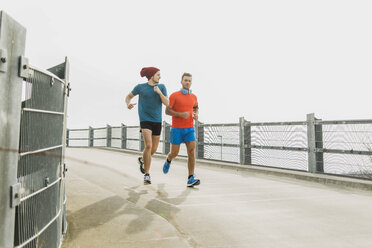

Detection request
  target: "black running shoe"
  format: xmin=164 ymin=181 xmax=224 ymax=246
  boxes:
xmin=144 ymin=174 xmax=151 ymax=185
xmin=138 ymin=157 xmax=145 ymax=174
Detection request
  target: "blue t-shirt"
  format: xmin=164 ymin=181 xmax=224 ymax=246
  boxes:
xmin=131 ymin=83 xmax=167 ymax=123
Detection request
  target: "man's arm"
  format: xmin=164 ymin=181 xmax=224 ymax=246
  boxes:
xmin=165 ymin=105 xmax=189 ymax=119
xmin=154 ymin=86 xmax=169 ymax=106
xmin=193 ymin=105 xmax=199 ymax=120
xmin=125 ymin=92 xmax=136 ymax=109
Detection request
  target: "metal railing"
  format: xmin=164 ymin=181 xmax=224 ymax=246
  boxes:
xmin=67 ymin=114 xmax=372 ymax=180
xmin=0 ymin=11 xmax=69 ymax=248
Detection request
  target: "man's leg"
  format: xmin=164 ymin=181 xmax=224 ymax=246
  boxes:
xmin=163 ymin=144 xmax=180 ymax=174
xmin=168 ymin=144 xmax=180 ymax=161
xmin=141 ymin=129 xmax=153 ymax=174
xmin=151 ymin=135 xmax=161 ymax=155
xmin=185 ymin=140 xmax=200 ymax=186
xmin=185 ymin=141 xmax=196 ymax=176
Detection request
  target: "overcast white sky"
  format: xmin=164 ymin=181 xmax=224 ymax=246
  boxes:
xmin=2 ymin=0 xmax=372 ymax=128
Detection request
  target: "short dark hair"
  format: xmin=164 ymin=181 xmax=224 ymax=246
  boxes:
xmin=181 ymin=72 xmax=192 ymax=80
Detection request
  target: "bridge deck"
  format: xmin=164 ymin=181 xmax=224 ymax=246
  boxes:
xmin=62 ymin=148 xmax=372 ymax=248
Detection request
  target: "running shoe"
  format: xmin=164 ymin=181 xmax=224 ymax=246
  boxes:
xmin=144 ymin=174 xmax=151 ymax=185
xmin=138 ymin=157 xmax=145 ymax=174
xmin=163 ymin=158 xmax=172 ymax=174
xmin=187 ymin=174 xmax=200 ymax=187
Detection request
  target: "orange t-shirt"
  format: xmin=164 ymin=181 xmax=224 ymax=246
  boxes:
xmin=169 ymin=91 xmax=198 ymax=128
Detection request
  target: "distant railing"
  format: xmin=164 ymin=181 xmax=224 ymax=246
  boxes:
xmin=67 ymin=114 xmax=372 ymax=180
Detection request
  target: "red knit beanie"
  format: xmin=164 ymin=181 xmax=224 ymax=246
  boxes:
xmin=140 ymin=67 xmax=160 ymax=80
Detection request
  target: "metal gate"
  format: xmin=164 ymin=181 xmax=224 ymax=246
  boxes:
xmin=0 ymin=11 xmax=69 ymax=248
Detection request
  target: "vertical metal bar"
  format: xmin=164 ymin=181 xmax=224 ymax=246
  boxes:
xmin=244 ymin=120 xmax=252 ymax=165
xmin=139 ymin=129 xmax=144 ymax=151
xmin=239 ymin=117 xmax=245 ymax=164
xmin=121 ymin=124 xmax=127 ymax=149
xmin=0 ymin=11 xmax=26 ymax=248
xmin=162 ymin=121 xmax=166 ymax=154
xmin=89 ymin=126 xmax=94 ymax=147
xmin=106 ymin=124 xmax=112 ymax=147
xmin=307 ymin=113 xmax=324 ymax=173
xmin=196 ymin=121 xmax=204 ymax=159
xmin=314 ymin=116 xmax=324 ymax=172
xmin=66 ymin=129 xmax=69 ymax=147
xmin=164 ymin=122 xmax=171 ymax=155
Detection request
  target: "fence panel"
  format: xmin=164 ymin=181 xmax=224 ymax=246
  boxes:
xmin=66 ymin=117 xmax=372 ymax=180
xmin=13 ymin=62 xmax=69 ymax=248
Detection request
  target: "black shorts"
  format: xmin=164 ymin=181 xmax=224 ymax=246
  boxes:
xmin=140 ymin=121 xmax=162 ymax=136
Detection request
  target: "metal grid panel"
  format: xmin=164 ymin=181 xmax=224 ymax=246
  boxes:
xmin=252 ymin=148 xmax=308 ymax=171
xmin=323 ymin=153 xmax=372 ymax=179
xmin=111 ymin=127 xmax=121 ymax=139
xmin=126 ymin=127 xmax=140 ymax=150
xmin=15 ymin=66 xmax=66 ymax=248
xmin=18 ymin=147 xmax=62 ymax=198
xmin=127 ymin=140 xmax=140 ymax=150
xmin=23 ymin=70 xmax=64 ymax=113
xmin=93 ymin=128 xmax=106 ymax=139
xmin=111 ymin=127 xmax=122 ymax=148
xmin=322 ymin=124 xmax=372 ymax=178
xmin=14 ymin=182 xmax=61 ymax=247
xmin=68 ymin=130 xmax=89 ymax=147
xmin=321 ymin=124 xmax=372 ymax=151
xmin=69 ymin=130 xmax=88 ymax=139
xmin=20 ymin=112 xmax=63 ymax=151
xmin=251 ymin=125 xmax=308 ymax=148
xmin=203 ymin=124 xmax=240 ymax=162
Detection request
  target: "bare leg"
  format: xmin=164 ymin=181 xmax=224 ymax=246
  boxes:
xmin=185 ymin=141 xmax=196 ymax=176
xmin=141 ymin=129 xmax=153 ymax=174
xmin=151 ymin=135 xmax=161 ymax=156
xmin=168 ymin=144 xmax=180 ymax=161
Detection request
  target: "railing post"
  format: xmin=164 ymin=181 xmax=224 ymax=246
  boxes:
xmin=163 ymin=121 xmax=171 ymax=155
xmin=307 ymin=113 xmax=324 ymax=173
xmin=140 ymin=128 xmax=144 ymax=151
xmin=89 ymin=126 xmax=94 ymax=147
xmin=0 ymin=11 xmax=27 ymax=248
xmin=240 ymin=118 xmax=252 ymax=165
xmin=239 ymin=117 xmax=251 ymax=165
xmin=121 ymin=123 xmax=127 ymax=149
xmin=106 ymin=124 xmax=112 ymax=147
xmin=196 ymin=121 xmax=204 ymax=159
xmin=66 ymin=129 xmax=70 ymax=147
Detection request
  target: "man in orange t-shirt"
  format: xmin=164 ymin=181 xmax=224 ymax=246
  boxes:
xmin=163 ymin=73 xmax=200 ymax=187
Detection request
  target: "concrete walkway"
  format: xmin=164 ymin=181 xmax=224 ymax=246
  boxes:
xmin=62 ymin=148 xmax=372 ymax=248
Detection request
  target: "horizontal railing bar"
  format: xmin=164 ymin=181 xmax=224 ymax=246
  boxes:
xmin=200 ymin=123 xmax=239 ymax=127
xmin=20 ymin=177 xmax=61 ymax=202
xmin=248 ymin=121 xmax=307 ymax=126
xmin=317 ymin=119 xmax=372 ymax=125
xmin=66 ymin=138 xmax=89 ymax=140
xmin=92 ymin=127 xmax=107 ymax=130
xmin=126 ymin=125 xmax=140 ymax=128
xmin=29 ymin=64 xmax=65 ymax=85
xmin=68 ymin=128 xmax=89 ymax=131
xmin=249 ymin=145 xmax=308 ymax=152
xmin=316 ymin=148 xmax=372 ymax=156
xmin=200 ymin=142 xmax=240 ymax=148
xmin=23 ymin=108 xmax=64 ymax=116
xmin=20 ymin=145 xmax=63 ymax=157
xmin=15 ymin=208 xmax=62 ymax=248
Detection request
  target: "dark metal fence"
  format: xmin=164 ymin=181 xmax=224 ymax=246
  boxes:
xmin=67 ymin=114 xmax=372 ymax=180
xmin=0 ymin=11 xmax=69 ymax=248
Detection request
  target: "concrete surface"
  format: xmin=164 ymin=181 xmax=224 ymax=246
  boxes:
xmin=62 ymin=148 xmax=372 ymax=248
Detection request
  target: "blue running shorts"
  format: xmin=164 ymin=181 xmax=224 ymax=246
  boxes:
xmin=170 ymin=127 xmax=196 ymax=145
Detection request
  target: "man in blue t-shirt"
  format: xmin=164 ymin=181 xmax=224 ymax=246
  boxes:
xmin=125 ymin=67 xmax=168 ymax=184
